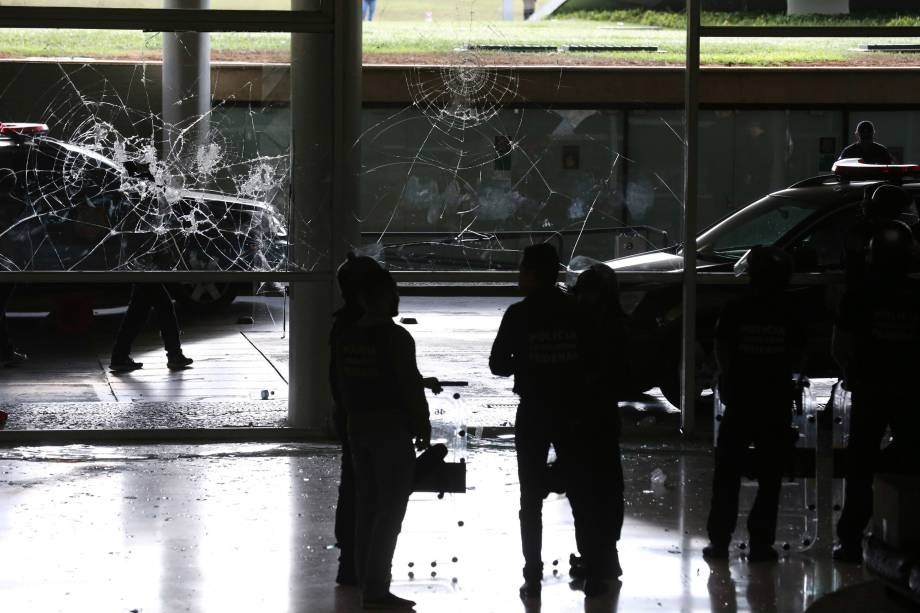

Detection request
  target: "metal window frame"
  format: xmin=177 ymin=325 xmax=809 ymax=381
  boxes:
xmin=0 ymin=3 xmax=341 ymax=444
xmin=0 ymin=4 xmax=333 ymax=285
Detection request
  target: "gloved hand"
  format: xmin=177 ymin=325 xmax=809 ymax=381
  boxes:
xmin=423 ymin=377 xmax=443 ymax=395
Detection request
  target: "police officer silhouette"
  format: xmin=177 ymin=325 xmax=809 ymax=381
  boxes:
xmin=333 ymin=263 xmax=440 ymax=609
xmin=843 ymin=184 xmax=914 ymax=285
xmin=329 ymin=253 xmax=385 ymax=586
xmin=568 ymin=264 xmax=627 ymax=594
xmin=703 ymin=246 xmax=807 ymax=563
xmin=490 ymin=243 xmax=584 ymax=599
xmin=833 ymin=221 xmax=920 ymax=562
xmin=839 ymin=121 xmax=894 ymax=165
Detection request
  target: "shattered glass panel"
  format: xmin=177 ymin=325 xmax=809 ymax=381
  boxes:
xmin=0 ymin=31 xmax=297 ymax=272
xmin=359 ymin=101 xmax=684 ymax=271
xmin=355 ymin=2 xmax=689 ymax=271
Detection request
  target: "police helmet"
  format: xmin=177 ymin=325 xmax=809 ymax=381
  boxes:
xmin=336 ymin=252 xmax=383 ymax=303
xmin=868 ymin=220 xmax=913 ymax=272
xmin=864 ymin=184 xmax=912 ymax=221
xmin=746 ymin=245 xmax=793 ymax=291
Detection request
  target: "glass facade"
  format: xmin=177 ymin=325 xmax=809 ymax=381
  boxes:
xmin=359 ymin=105 xmax=919 ymax=270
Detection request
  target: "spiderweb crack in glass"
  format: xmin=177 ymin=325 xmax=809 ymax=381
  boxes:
xmin=359 ymin=19 xmax=682 ymax=271
xmin=0 ymin=62 xmax=294 ymax=272
xmin=408 ymin=49 xmax=518 ymax=133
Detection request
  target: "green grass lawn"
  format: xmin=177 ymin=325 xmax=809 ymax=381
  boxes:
xmin=0 ymin=4 xmax=919 ymax=66
xmin=363 ymin=18 xmax=920 ymax=65
xmin=558 ymin=9 xmax=920 ymax=28
xmin=0 ymin=0 xmax=553 ymax=19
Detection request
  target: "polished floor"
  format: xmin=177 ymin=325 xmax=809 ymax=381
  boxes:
xmin=0 ymin=440 xmax=905 ymax=613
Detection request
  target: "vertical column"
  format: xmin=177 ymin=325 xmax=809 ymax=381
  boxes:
xmin=681 ymin=0 xmax=700 ymax=434
xmin=288 ymin=0 xmax=361 ymax=432
xmin=162 ymin=0 xmax=211 ymax=167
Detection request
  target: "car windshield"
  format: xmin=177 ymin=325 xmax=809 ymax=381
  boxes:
xmin=696 ymin=195 xmax=823 ymax=258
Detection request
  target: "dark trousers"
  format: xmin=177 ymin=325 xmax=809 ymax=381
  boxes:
xmin=335 ymin=416 xmax=356 ymax=575
xmin=112 ymin=284 xmax=180 ymax=359
xmin=567 ymin=408 xmax=624 ymax=579
xmin=515 ymin=401 xmax=578 ymax=581
xmin=837 ymin=390 xmax=920 ymax=547
xmin=349 ymin=426 xmax=415 ymax=599
xmin=707 ymin=407 xmax=792 ymax=549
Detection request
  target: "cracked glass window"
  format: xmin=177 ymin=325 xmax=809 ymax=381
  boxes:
xmin=357 ymin=2 xmax=688 ymax=272
xmin=0 ymin=30 xmax=296 ymax=272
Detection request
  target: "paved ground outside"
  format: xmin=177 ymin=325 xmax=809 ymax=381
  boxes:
xmin=0 ymin=295 xmax=686 ymax=432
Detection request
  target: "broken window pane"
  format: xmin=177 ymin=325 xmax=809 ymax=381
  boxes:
xmin=0 ymin=31 xmax=297 ymax=272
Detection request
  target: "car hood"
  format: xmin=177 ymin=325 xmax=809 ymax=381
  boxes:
xmin=603 ymin=248 xmax=729 ymax=273
xmin=604 ymin=249 xmax=683 ymax=272
xmin=182 ymin=189 xmax=277 ymax=213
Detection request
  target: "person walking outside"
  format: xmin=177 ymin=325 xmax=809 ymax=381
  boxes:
xmin=362 ymin=0 xmax=377 ymax=21
xmin=109 ymin=283 xmax=193 ymax=372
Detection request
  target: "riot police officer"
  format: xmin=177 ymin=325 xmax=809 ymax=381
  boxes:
xmin=333 ymin=264 xmax=436 ymax=609
xmin=703 ymin=246 xmax=806 ymax=563
xmin=833 ymin=221 xmax=920 ymax=562
xmin=329 ymin=253 xmax=384 ymax=586
xmin=489 ymin=243 xmax=584 ymax=599
xmin=843 ymin=184 xmax=914 ymax=285
xmin=568 ymin=264 xmax=628 ymax=591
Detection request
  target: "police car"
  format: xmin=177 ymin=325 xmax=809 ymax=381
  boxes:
xmin=604 ymin=159 xmax=920 ymax=407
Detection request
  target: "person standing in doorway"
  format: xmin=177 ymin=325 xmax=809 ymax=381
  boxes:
xmin=109 ymin=283 xmax=192 ymax=372
xmin=839 ymin=121 xmax=894 ymax=165
xmin=703 ymin=246 xmax=806 ymax=563
xmin=490 ymin=243 xmax=583 ymax=600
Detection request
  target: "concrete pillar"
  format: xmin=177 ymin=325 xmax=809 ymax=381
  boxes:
xmin=162 ymin=0 xmax=211 ymax=167
xmin=288 ymin=0 xmax=361 ymax=432
xmin=787 ymin=0 xmax=849 ymax=15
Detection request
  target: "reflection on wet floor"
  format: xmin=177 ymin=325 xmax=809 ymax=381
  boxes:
xmin=0 ymin=296 xmax=686 ymax=431
xmin=0 ymin=441 xmax=878 ymax=613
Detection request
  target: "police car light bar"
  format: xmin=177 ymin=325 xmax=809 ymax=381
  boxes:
xmin=0 ymin=123 xmax=49 ymax=135
xmin=833 ymin=158 xmax=920 ymax=180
